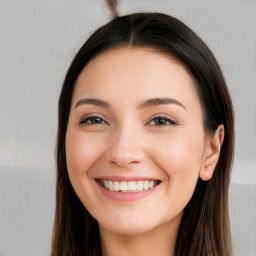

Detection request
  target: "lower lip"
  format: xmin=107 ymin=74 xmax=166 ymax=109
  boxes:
xmin=96 ymin=180 xmax=159 ymax=201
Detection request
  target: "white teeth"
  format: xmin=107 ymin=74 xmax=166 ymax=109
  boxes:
xmin=113 ymin=181 xmax=119 ymax=191
xmin=108 ymin=181 xmax=113 ymax=191
xmin=120 ymin=181 xmax=127 ymax=191
xmin=100 ymin=180 xmax=158 ymax=192
xmin=128 ymin=181 xmax=136 ymax=191
xmin=143 ymin=181 xmax=149 ymax=190
xmin=137 ymin=181 xmax=144 ymax=191
xmin=103 ymin=180 xmax=109 ymax=189
xmin=149 ymin=181 xmax=154 ymax=189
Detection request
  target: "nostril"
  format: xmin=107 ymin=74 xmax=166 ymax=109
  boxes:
xmin=105 ymin=147 xmax=145 ymax=166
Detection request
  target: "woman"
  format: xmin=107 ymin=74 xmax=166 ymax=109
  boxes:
xmin=51 ymin=11 xmax=234 ymax=256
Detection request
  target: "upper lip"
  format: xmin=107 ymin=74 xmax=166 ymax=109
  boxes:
xmin=95 ymin=176 xmax=160 ymax=182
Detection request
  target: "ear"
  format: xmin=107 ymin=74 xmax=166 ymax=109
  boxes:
xmin=200 ymin=124 xmax=225 ymax=181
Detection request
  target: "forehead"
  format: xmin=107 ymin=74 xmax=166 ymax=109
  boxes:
xmin=72 ymin=47 xmax=200 ymax=110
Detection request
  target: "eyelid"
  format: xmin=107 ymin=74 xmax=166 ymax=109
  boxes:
xmin=79 ymin=113 xmax=109 ymax=125
xmin=146 ymin=114 xmax=179 ymax=126
xmin=78 ymin=113 xmax=179 ymax=126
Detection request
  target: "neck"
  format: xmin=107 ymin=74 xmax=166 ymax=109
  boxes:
xmin=99 ymin=213 xmax=182 ymax=256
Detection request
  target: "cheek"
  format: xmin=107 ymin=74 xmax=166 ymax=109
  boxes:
xmin=150 ymin=133 xmax=204 ymax=202
xmin=152 ymin=132 xmax=203 ymax=172
xmin=65 ymin=131 xmax=104 ymax=177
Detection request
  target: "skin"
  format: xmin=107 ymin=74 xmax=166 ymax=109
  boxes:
xmin=65 ymin=47 xmax=224 ymax=256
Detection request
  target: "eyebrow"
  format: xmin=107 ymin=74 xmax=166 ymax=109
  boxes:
xmin=74 ymin=97 xmax=186 ymax=110
xmin=138 ymin=97 xmax=186 ymax=110
xmin=74 ymin=98 xmax=111 ymax=109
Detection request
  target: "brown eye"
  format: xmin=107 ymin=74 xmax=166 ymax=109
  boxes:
xmin=149 ymin=116 xmax=178 ymax=126
xmin=80 ymin=116 xmax=108 ymax=125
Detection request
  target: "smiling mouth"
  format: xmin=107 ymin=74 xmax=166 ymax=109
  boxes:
xmin=99 ymin=180 xmax=160 ymax=193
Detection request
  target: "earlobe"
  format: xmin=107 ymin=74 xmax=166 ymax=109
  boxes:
xmin=200 ymin=124 xmax=225 ymax=181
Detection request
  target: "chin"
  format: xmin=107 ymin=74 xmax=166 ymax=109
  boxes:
xmin=99 ymin=220 xmax=158 ymax=236
xmin=97 ymin=210 xmax=179 ymax=237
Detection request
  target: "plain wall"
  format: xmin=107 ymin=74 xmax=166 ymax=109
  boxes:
xmin=0 ymin=0 xmax=255 ymax=255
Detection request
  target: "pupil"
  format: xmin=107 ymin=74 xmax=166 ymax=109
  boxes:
xmin=157 ymin=118 xmax=165 ymax=125
xmin=94 ymin=117 xmax=101 ymax=123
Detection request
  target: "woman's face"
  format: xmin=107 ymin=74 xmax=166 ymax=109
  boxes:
xmin=65 ymin=47 xmax=213 ymax=236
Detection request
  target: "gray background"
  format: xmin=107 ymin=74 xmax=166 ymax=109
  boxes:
xmin=0 ymin=0 xmax=255 ymax=255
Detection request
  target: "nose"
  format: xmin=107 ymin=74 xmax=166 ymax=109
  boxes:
xmin=105 ymin=126 xmax=145 ymax=167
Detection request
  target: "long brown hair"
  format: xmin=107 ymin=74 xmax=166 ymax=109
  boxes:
xmin=51 ymin=12 xmax=234 ymax=256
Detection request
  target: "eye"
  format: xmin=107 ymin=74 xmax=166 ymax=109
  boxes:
xmin=80 ymin=116 xmax=108 ymax=125
xmin=148 ymin=116 xmax=178 ymax=126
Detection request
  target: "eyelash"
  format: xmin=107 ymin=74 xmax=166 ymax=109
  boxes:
xmin=80 ymin=115 xmax=178 ymax=126
xmin=80 ymin=116 xmax=108 ymax=125
xmin=148 ymin=116 xmax=178 ymax=126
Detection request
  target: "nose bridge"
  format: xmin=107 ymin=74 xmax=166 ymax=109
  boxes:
xmin=105 ymin=122 xmax=145 ymax=166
